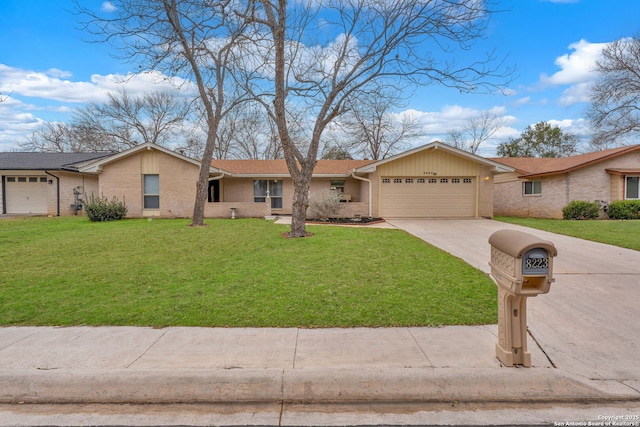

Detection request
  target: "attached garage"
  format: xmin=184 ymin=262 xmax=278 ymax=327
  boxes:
xmin=380 ymin=176 xmax=475 ymax=218
xmin=1 ymin=152 xmax=112 ymax=216
xmin=4 ymin=176 xmax=49 ymax=214
xmin=353 ymin=142 xmax=515 ymax=219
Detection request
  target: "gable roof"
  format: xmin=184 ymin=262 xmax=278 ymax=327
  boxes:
xmin=0 ymin=152 xmax=113 ymax=171
xmin=210 ymin=159 xmax=375 ymax=177
xmin=354 ymin=141 xmax=515 ymax=174
xmin=79 ymin=143 xmax=220 ymax=174
xmin=491 ymin=145 xmax=640 ymax=178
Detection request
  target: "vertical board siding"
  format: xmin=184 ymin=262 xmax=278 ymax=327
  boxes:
xmin=377 ymin=148 xmax=480 ymax=177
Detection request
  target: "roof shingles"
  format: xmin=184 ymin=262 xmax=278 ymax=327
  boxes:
xmin=210 ymin=159 xmax=375 ymax=176
xmin=0 ymin=152 xmax=113 ymax=171
xmin=491 ymin=145 xmax=640 ymax=178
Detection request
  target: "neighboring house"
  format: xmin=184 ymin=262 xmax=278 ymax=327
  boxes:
xmin=491 ymin=145 xmax=640 ymax=219
xmin=2 ymin=141 xmax=514 ymax=219
xmin=0 ymin=152 xmax=113 ymax=216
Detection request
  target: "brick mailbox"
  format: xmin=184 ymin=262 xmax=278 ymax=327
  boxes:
xmin=488 ymin=230 xmax=558 ymax=367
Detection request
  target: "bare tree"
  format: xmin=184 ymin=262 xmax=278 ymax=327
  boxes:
xmin=73 ymin=89 xmax=189 ymax=151
xmin=248 ymin=0 xmax=512 ymax=237
xmin=21 ymin=90 xmax=189 ymax=153
xmin=444 ymin=110 xmax=505 ymax=154
xmin=337 ymin=91 xmax=422 ymax=160
xmin=78 ymin=0 xmax=252 ymax=226
xmin=222 ymin=102 xmax=283 ymax=159
xmin=588 ymin=35 xmax=640 ymax=146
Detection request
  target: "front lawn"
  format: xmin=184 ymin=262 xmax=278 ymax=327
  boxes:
xmin=0 ymin=217 xmax=496 ymax=327
xmin=495 ymin=216 xmax=640 ymax=251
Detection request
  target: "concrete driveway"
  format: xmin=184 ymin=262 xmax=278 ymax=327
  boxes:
xmin=386 ymin=219 xmax=640 ymax=387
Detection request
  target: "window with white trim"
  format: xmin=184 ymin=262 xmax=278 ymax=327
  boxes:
xmin=452 ymin=178 xmax=460 ymax=184
xmin=417 ymin=178 xmax=425 ymax=183
xmin=626 ymin=176 xmax=639 ymax=199
xmin=463 ymin=178 xmax=472 ymax=184
xmin=440 ymin=178 xmax=448 ymax=184
xmin=405 ymin=178 xmax=414 ymax=183
xmin=524 ymin=180 xmax=542 ymax=196
xmin=382 ymin=178 xmax=391 ymax=183
xmin=143 ymin=174 xmax=160 ymax=209
xmin=428 ymin=178 xmax=437 ymax=183
xmin=393 ymin=178 xmax=402 ymax=183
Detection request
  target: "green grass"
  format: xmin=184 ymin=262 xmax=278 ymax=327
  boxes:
xmin=495 ymin=216 xmax=640 ymax=251
xmin=0 ymin=217 xmax=496 ymax=327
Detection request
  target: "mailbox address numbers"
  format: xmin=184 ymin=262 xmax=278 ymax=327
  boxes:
xmin=522 ymin=248 xmax=550 ymax=275
xmin=525 ymin=257 xmax=548 ymax=270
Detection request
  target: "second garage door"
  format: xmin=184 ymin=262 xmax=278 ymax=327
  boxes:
xmin=4 ymin=176 xmax=49 ymax=214
xmin=380 ymin=177 xmax=475 ymax=218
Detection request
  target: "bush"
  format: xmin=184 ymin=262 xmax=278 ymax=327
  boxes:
xmin=85 ymin=193 xmax=128 ymax=222
xmin=607 ymin=200 xmax=640 ymax=220
xmin=309 ymin=190 xmax=343 ymax=220
xmin=562 ymin=200 xmax=599 ymax=220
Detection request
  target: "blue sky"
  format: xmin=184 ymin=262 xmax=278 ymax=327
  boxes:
xmin=1 ymin=0 xmax=640 ymax=155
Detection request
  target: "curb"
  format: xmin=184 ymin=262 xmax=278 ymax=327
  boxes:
xmin=2 ymin=368 xmax=639 ymax=404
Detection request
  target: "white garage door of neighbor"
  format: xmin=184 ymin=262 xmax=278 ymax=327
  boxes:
xmin=380 ymin=177 xmax=475 ymax=218
xmin=5 ymin=176 xmax=49 ymax=214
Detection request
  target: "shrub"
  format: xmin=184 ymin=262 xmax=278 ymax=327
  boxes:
xmin=85 ymin=193 xmax=128 ymax=222
xmin=607 ymin=200 xmax=640 ymax=220
xmin=309 ymin=190 xmax=343 ymax=220
xmin=562 ymin=200 xmax=599 ymax=220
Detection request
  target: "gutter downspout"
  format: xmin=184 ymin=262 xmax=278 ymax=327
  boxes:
xmin=45 ymin=171 xmax=60 ymax=217
xmin=351 ymin=172 xmax=372 ymax=218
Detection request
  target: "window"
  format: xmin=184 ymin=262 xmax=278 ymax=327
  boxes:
xmin=382 ymin=178 xmax=391 ymax=184
xmin=463 ymin=178 xmax=472 ymax=184
xmin=524 ymin=180 xmax=542 ymax=196
xmin=18 ymin=177 xmax=26 ymax=182
xmin=330 ymin=180 xmax=345 ymax=194
xmin=440 ymin=178 xmax=448 ymax=184
xmin=254 ymin=180 xmax=283 ymax=209
xmin=626 ymin=176 xmax=639 ymax=199
xmin=452 ymin=178 xmax=460 ymax=184
xmin=7 ymin=177 xmax=15 ymax=182
xmin=417 ymin=178 xmax=425 ymax=184
xmin=143 ymin=174 xmax=160 ymax=209
xmin=393 ymin=178 xmax=402 ymax=183
xmin=40 ymin=177 xmax=47 ymax=182
xmin=405 ymin=178 xmax=414 ymax=183
xmin=29 ymin=177 xmax=38 ymax=183
xmin=428 ymin=178 xmax=437 ymax=184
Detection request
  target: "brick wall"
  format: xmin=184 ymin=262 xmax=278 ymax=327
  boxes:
xmin=493 ymin=151 xmax=640 ymax=218
xmin=51 ymin=172 xmax=99 ymax=217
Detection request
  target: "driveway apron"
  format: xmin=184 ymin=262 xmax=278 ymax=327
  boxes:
xmin=386 ymin=218 xmax=640 ymax=388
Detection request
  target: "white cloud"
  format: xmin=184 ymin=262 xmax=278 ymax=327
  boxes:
xmin=101 ymin=1 xmax=117 ymax=13
xmin=540 ymin=39 xmax=605 ymax=86
xmin=0 ymin=64 xmax=192 ymax=104
xmin=0 ymin=96 xmax=46 ymax=150
xmin=0 ymin=64 xmax=194 ymax=150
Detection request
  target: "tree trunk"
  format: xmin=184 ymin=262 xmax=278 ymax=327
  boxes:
xmin=191 ymin=128 xmax=217 ymax=226
xmin=288 ymin=171 xmax=312 ymax=237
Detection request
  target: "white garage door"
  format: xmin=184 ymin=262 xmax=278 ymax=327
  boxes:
xmin=5 ymin=176 xmax=48 ymax=214
xmin=380 ymin=177 xmax=475 ymax=218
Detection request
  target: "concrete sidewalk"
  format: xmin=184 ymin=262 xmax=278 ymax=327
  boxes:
xmin=1 ymin=217 xmax=639 ymax=408
xmin=1 ymin=325 xmax=638 ymax=405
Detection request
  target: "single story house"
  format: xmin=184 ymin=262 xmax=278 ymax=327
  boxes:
xmin=2 ymin=141 xmax=515 ymax=219
xmin=491 ymin=145 xmax=640 ymax=219
xmin=0 ymin=152 xmax=113 ymax=216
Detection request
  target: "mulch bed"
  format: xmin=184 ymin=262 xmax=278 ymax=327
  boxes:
xmin=306 ymin=217 xmax=385 ymax=225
